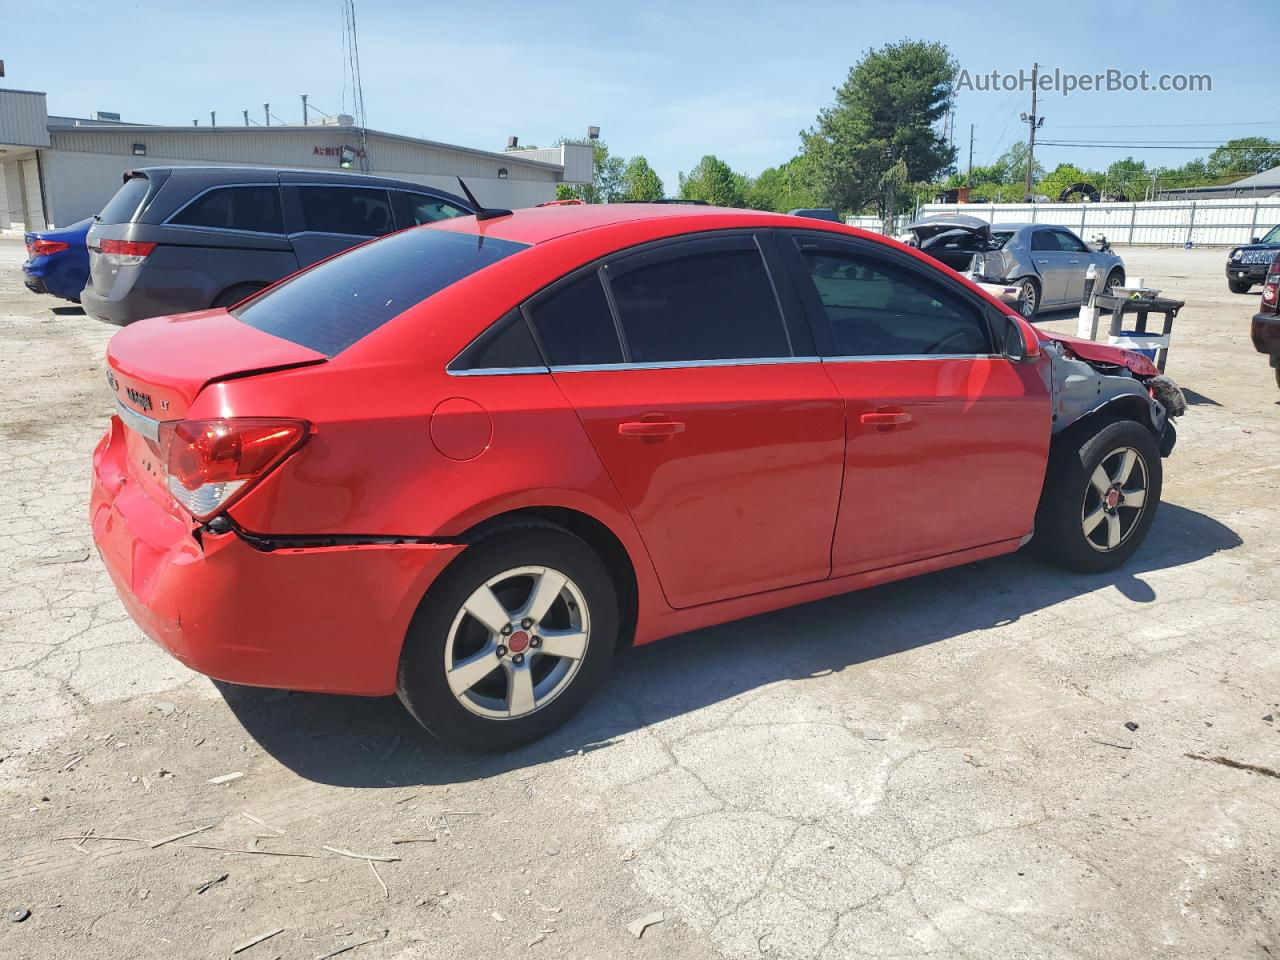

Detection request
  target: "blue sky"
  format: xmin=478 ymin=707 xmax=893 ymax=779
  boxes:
xmin=7 ymin=0 xmax=1272 ymax=192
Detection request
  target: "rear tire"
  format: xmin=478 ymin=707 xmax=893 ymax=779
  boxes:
xmin=397 ymin=525 xmax=618 ymax=751
xmin=1228 ymin=279 xmax=1253 ymax=294
xmin=1016 ymin=277 xmax=1040 ymax=320
xmin=1033 ymin=416 xmax=1162 ymax=573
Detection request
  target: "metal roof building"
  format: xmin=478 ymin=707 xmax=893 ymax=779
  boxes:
xmin=1157 ymin=165 xmax=1280 ymax=200
xmin=0 ymin=88 xmax=594 ymax=232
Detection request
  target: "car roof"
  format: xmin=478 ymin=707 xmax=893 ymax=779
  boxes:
xmin=991 ymin=222 xmax=1076 ymax=232
xmin=129 ymin=165 xmax=465 ymax=194
xmin=428 ymin=203 xmax=854 ymax=246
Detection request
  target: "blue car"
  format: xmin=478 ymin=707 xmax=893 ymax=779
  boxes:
xmin=23 ymin=218 xmax=92 ymax=303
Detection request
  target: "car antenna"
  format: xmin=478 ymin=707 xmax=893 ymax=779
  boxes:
xmin=456 ymin=177 xmax=512 ymax=222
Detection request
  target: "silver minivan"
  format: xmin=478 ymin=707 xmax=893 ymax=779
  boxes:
xmin=82 ymin=167 xmax=472 ymax=325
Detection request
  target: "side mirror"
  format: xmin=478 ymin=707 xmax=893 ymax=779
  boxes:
xmin=1000 ymin=313 xmax=1041 ymax=362
xmin=1252 ymin=236 xmax=1261 ymax=244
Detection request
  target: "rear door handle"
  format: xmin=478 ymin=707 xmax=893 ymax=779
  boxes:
xmin=1069 ymin=259 xmax=1080 ymax=264
xmin=618 ymin=419 xmax=686 ymax=438
xmin=860 ymin=410 xmax=912 ymax=426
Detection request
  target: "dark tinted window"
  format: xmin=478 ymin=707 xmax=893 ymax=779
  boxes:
xmin=235 ymin=229 xmax=527 ymax=356
xmin=527 ymin=272 xmax=623 ymax=366
xmin=97 ymin=176 xmax=151 ymax=224
xmin=298 ymin=186 xmax=394 ymax=236
xmin=453 ymin=312 xmax=543 ymax=370
xmin=1030 ymin=230 xmax=1058 ymax=252
xmin=608 ymin=246 xmax=790 ymax=362
xmin=1052 ymin=230 xmax=1088 ymax=252
xmin=798 ymin=249 xmax=992 ymax=357
xmin=170 ymin=186 xmax=284 ymax=233
xmin=405 ymin=193 xmax=469 ymax=225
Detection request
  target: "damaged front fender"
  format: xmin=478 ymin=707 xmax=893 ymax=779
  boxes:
xmin=1040 ymin=339 xmax=1185 ymax=456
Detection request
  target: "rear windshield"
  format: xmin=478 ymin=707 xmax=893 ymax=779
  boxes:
xmin=989 ymin=231 xmax=1014 ymax=249
xmin=97 ymin=176 xmax=151 ymax=225
xmin=233 ymin=227 xmax=527 ymax=356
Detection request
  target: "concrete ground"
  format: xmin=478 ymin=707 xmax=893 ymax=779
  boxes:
xmin=0 ymin=239 xmax=1276 ymax=960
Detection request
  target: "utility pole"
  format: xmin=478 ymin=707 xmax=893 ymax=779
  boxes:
xmin=1020 ymin=62 xmax=1044 ymax=200
xmin=967 ymin=123 xmax=975 ymax=187
xmin=301 ymin=94 xmax=308 ymax=126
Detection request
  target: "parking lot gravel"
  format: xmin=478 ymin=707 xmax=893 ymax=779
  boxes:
xmin=0 ymin=237 xmax=1277 ymax=959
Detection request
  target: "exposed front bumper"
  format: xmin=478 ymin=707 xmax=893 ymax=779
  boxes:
xmin=1251 ymin=311 xmax=1280 ymax=362
xmin=23 ymin=273 xmax=47 ymax=295
xmin=90 ymin=417 xmax=465 ymax=696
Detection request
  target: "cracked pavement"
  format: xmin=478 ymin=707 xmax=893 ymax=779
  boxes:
xmin=0 ymin=239 xmax=1277 ymax=958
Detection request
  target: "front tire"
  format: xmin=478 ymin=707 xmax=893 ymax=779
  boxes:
xmin=1033 ymin=417 xmax=1162 ymax=573
xmin=1228 ymin=279 xmax=1253 ymax=294
xmin=397 ymin=525 xmax=618 ymax=751
xmin=1102 ymin=268 xmax=1124 ymax=297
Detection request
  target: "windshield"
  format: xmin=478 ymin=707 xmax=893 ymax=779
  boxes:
xmin=1260 ymin=225 xmax=1280 ymax=244
xmin=234 ymin=227 xmax=527 ymax=357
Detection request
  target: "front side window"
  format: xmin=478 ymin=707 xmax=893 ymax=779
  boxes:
xmin=170 ymin=186 xmax=284 ymax=234
xmin=607 ymin=245 xmax=790 ymax=363
xmin=405 ymin=193 xmax=469 ymax=225
xmin=796 ymin=248 xmax=992 ymax=357
xmin=235 ymin=229 xmax=527 ymax=356
xmin=1052 ymin=230 xmax=1088 ymax=253
xmin=298 ymin=186 xmax=394 ymax=237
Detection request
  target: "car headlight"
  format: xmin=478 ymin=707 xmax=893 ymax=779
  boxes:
xmin=1229 ymin=248 xmax=1242 ymax=262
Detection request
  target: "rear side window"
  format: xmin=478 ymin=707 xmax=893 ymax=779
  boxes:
xmin=97 ymin=176 xmax=151 ymax=224
xmin=169 ymin=186 xmax=284 ymax=234
xmin=404 ymin=193 xmax=469 ymax=225
xmin=299 ymin=186 xmax=394 ymax=237
xmin=234 ymin=229 xmax=527 ymax=356
xmin=526 ymin=272 xmax=624 ymax=366
xmin=608 ymin=245 xmax=790 ymax=363
xmin=796 ymin=248 xmax=992 ymax=357
xmin=1030 ymin=230 xmax=1058 ymax=252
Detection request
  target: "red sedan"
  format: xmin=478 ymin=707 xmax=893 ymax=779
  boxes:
xmin=91 ymin=203 xmax=1185 ymax=750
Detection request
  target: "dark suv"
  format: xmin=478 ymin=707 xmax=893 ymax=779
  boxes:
xmin=1251 ymin=252 xmax=1280 ymax=388
xmin=82 ymin=167 xmax=472 ymax=325
xmin=1226 ymin=224 xmax=1280 ymax=293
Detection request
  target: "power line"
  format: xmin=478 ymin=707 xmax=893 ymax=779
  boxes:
xmin=1038 ymin=140 xmax=1280 ymax=150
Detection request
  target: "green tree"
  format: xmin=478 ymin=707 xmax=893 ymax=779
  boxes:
xmin=1207 ymin=137 xmax=1280 ymax=178
xmin=803 ymin=39 xmax=957 ymax=230
xmin=1038 ymin=163 xmax=1097 ymax=201
xmin=1103 ymin=157 xmax=1151 ymax=201
xmin=621 ymin=155 xmax=665 ymax=201
xmin=677 ymin=155 xmax=746 ymax=207
xmin=557 ymin=138 xmax=625 ymax=203
xmin=745 ymin=156 xmax=820 ymax=212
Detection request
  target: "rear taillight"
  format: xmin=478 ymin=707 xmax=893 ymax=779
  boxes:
xmin=157 ymin=418 xmax=311 ymax=521
xmin=27 ymin=238 xmax=69 ymax=257
xmin=1265 ymin=253 xmax=1280 ymax=311
xmin=98 ymin=237 xmax=157 ymax=266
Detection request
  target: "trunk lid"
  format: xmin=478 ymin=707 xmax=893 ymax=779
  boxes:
xmin=903 ymin=213 xmax=991 ymax=244
xmin=106 ymin=311 xmax=326 ymax=512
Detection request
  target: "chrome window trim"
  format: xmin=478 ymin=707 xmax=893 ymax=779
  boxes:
xmin=548 ymin=356 xmax=822 ymax=374
xmin=447 ymin=365 xmax=550 ymax=377
xmin=113 ymin=394 xmax=162 ymax=442
xmin=163 ymin=182 xmax=284 ymax=234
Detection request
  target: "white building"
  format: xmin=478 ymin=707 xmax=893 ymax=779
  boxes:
xmin=0 ymin=88 xmax=594 ymax=232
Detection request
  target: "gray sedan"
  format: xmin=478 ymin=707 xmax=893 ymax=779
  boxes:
xmin=901 ymin=215 xmax=1126 ymax=319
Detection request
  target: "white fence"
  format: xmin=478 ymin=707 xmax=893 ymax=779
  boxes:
xmin=847 ymin=197 xmax=1280 ymax=247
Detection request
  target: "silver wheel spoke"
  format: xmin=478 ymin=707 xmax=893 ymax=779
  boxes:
xmin=463 ymin=585 xmax=511 ymax=636
xmin=1122 ymin=488 xmax=1146 ymax=509
xmin=507 ymin=664 xmax=536 ymax=716
xmin=1115 ymin=450 xmax=1138 ymax=486
xmin=1106 ymin=514 xmax=1122 ymax=549
xmin=1090 ymin=466 xmax=1111 ymax=496
xmin=447 ymin=647 xmax=501 ymax=696
xmin=537 ymin=628 xmax=589 ymax=661
xmin=522 ymin=570 xmax=567 ymax=625
xmin=1083 ymin=506 xmax=1107 ymax=535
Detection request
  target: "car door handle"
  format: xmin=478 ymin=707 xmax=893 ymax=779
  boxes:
xmin=618 ymin=419 xmax=686 ymax=438
xmin=860 ymin=410 xmax=912 ymax=426
xmin=1035 ymin=258 xmax=1049 ymax=264
xmin=1069 ymin=259 xmax=1080 ymax=264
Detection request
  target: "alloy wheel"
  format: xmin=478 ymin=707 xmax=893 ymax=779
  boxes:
xmin=1019 ymin=280 xmax=1038 ymax=317
xmin=443 ymin=566 xmax=591 ymax=719
xmin=1081 ymin=446 xmax=1149 ymax=552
